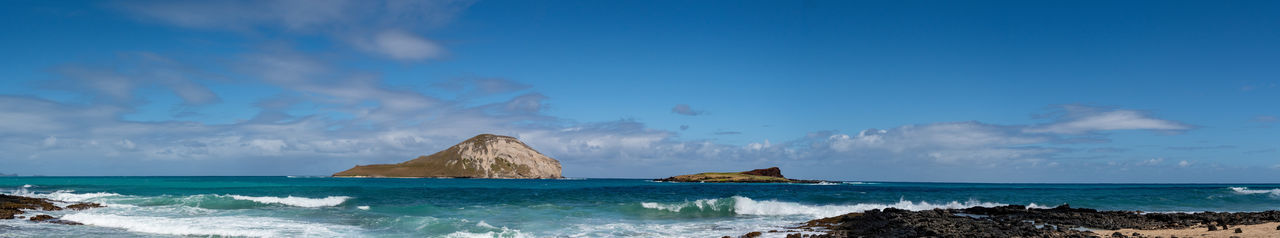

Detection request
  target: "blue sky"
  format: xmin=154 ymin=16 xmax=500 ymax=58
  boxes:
xmin=1 ymin=0 xmax=1277 ymax=182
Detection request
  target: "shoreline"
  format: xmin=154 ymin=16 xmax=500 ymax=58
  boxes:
xmin=765 ymin=205 xmax=1280 ymax=238
xmin=1100 ymin=222 xmax=1280 ymax=238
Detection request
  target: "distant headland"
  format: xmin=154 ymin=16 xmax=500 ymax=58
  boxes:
xmin=333 ymin=134 xmax=563 ymax=179
xmin=654 ymin=167 xmax=828 ymax=184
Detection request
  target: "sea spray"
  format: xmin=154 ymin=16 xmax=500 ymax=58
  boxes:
xmin=61 ymin=213 xmax=362 ymax=237
xmin=1229 ymin=187 xmax=1280 ymax=197
xmin=225 ymin=195 xmax=351 ymax=208
xmin=637 ymin=196 xmax=1048 ymax=218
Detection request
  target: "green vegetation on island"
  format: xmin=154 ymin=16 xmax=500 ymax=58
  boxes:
xmin=654 ymin=167 xmax=827 ymax=183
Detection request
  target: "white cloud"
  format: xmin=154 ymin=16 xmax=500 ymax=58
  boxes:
xmin=1178 ymin=160 xmax=1191 ymax=167
xmin=671 ymin=104 xmax=704 ymax=116
xmin=1024 ymin=105 xmax=1189 ymax=134
xmin=43 ymin=136 xmax=57 ymax=147
xmin=358 ymin=30 xmax=445 ymax=60
xmin=116 ymin=0 xmax=472 ymax=60
xmin=1136 ymin=158 xmax=1164 ymax=166
xmin=822 ymin=122 xmax=1055 ymax=165
xmin=51 ymin=53 xmax=221 ymax=107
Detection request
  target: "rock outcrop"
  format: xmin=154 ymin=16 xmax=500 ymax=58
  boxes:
xmin=774 ymin=204 xmax=1280 ymax=238
xmin=655 ymin=167 xmax=824 ymax=183
xmin=1 ymin=194 xmax=101 ymax=225
xmin=333 ymin=134 xmax=562 ymax=179
xmin=739 ymin=167 xmax=784 ymax=178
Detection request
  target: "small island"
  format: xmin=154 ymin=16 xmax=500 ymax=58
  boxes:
xmin=654 ymin=167 xmax=827 ymax=183
xmin=333 ymin=134 xmax=563 ymax=179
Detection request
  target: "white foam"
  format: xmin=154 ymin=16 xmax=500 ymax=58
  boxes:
xmin=476 ymin=220 xmax=496 ymax=229
xmin=6 ymin=189 xmax=123 ymax=202
xmin=444 ymin=226 xmax=530 ymax=238
xmin=357 ymin=205 xmax=371 ymax=210
xmin=1027 ymin=203 xmax=1053 ymax=209
xmin=22 ymin=184 xmax=34 ymax=188
xmin=731 ymin=196 xmax=1006 ymax=218
xmin=225 ymin=195 xmax=351 ymax=208
xmin=62 ymin=213 xmax=361 ymax=237
xmin=641 ymin=198 xmax=725 ymax=212
xmin=1229 ymin=187 xmax=1280 ymax=196
xmin=641 ymin=196 xmax=1009 ymax=219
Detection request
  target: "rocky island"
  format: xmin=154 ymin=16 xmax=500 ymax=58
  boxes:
xmin=333 ymin=134 xmax=562 ymax=179
xmin=655 ymin=167 xmax=827 ymax=183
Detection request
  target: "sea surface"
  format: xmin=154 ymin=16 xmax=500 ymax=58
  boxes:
xmin=2 ymin=177 xmax=1279 ymax=237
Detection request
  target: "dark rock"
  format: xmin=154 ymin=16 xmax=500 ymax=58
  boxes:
xmin=2 ymin=194 xmax=62 ymax=220
xmin=740 ymin=167 xmax=784 ymax=178
xmin=785 ymin=204 xmax=1280 ymax=238
xmin=66 ymin=203 xmax=104 ymax=210
xmin=1110 ymin=231 xmax=1124 ymax=237
xmin=741 ymin=231 xmax=763 ymax=238
xmin=28 ymin=214 xmax=55 ymax=222
xmin=27 ymin=214 xmax=80 ymax=225
xmin=1235 ymin=228 xmax=1243 ymax=233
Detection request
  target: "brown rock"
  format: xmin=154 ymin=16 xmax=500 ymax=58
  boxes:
xmin=741 ymin=231 xmax=763 ymax=238
xmin=28 ymin=214 xmax=55 ymax=222
xmin=740 ymin=167 xmax=784 ymax=178
xmin=2 ymin=194 xmax=62 ymax=220
xmin=66 ymin=202 xmax=104 ymax=210
xmin=333 ymin=134 xmax=563 ymax=179
xmin=1235 ymin=228 xmax=1243 ymax=233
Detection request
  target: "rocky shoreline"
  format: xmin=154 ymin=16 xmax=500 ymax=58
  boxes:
xmin=737 ymin=204 xmax=1280 ymax=238
xmin=1 ymin=194 xmax=105 ymax=225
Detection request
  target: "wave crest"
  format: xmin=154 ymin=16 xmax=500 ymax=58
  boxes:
xmin=640 ymin=196 xmax=1012 ymax=218
xmin=1229 ymin=187 xmax=1280 ymax=197
xmin=225 ymin=195 xmax=351 ymax=208
xmin=62 ymin=213 xmax=361 ymax=237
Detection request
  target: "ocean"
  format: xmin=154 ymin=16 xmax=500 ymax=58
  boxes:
xmin=2 ymin=177 xmax=1279 ymax=237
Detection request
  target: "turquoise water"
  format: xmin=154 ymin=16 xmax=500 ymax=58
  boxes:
xmin=2 ymin=177 xmax=1279 ymax=237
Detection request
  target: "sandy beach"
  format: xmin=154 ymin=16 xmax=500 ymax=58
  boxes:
xmin=1097 ymin=222 xmax=1280 ymax=238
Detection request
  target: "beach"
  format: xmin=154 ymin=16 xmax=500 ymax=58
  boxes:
xmin=1100 ymin=222 xmax=1280 ymax=238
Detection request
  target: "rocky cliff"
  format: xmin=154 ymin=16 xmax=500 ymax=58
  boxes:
xmin=333 ymin=134 xmax=562 ymax=179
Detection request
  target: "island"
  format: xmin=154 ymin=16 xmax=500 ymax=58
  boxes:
xmin=654 ymin=167 xmax=828 ymax=183
xmin=333 ymin=134 xmax=563 ymax=179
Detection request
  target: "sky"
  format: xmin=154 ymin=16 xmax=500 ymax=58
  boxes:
xmin=1 ymin=0 xmax=1278 ymax=182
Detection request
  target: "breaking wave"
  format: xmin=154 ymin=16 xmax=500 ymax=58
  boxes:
xmin=225 ymin=195 xmax=351 ymax=208
xmin=62 ymin=213 xmax=362 ymax=237
xmin=4 ymin=189 xmax=124 ymax=202
xmin=639 ymin=196 xmax=1009 ymax=218
xmin=1229 ymin=187 xmax=1280 ymax=197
